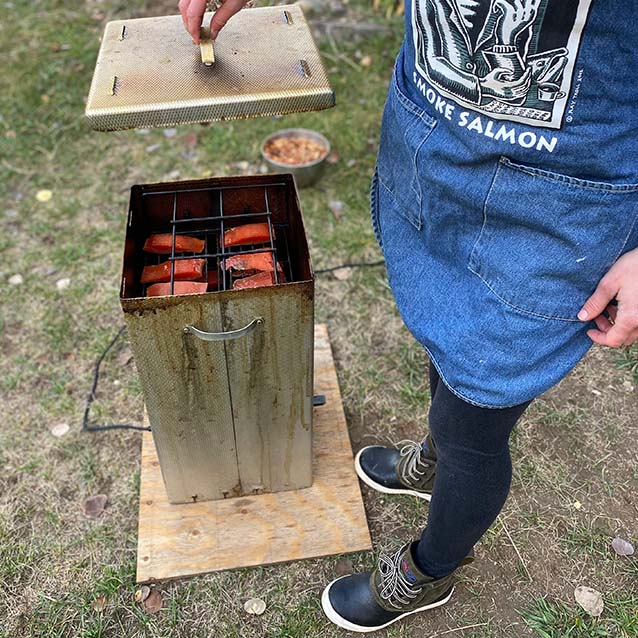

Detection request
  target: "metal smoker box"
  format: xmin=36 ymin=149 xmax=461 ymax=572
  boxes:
xmin=120 ymin=174 xmax=314 ymax=504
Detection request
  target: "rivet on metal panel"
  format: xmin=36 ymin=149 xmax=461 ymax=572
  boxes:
xmin=283 ymin=10 xmax=294 ymax=24
xmin=298 ymin=60 xmax=311 ymax=78
xmin=118 ymin=25 xmax=127 ymax=40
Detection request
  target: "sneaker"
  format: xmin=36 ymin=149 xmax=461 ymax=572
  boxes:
xmin=321 ymin=541 xmax=473 ymax=633
xmin=354 ymin=435 xmax=436 ymax=500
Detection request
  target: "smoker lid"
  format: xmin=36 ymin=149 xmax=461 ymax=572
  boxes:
xmin=85 ymin=5 xmax=335 ymax=131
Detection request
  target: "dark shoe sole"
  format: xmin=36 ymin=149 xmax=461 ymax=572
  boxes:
xmin=321 ymin=577 xmax=454 ymax=632
xmin=354 ymin=447 xmax=432 ymax=501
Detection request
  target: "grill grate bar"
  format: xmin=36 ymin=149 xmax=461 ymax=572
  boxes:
xmin=141 ymin=182 xmax=287 ymax=197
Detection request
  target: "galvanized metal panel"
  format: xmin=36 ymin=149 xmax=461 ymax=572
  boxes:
xmin=123 ymin=295 xmax=241 ymax=503
xmin=221 ymin=282 xmax=314 ymax=494
xmin=85 ymin=5 xmax=334 ymax=131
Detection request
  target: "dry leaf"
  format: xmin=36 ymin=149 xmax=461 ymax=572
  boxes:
xmin=329 ymin=200 xmax=344 ymax=222
xmin=143 ymin=589 xmax=163 ymax=614
xmin=244 ymin=598 xmax=266 ymax=615
xmin=574 ymin=586 xmax=604 ymax=617
xmin=332 ymin=267 xmax=352 ymax=281
xmin=92 ymin=595 xmax=107 ymax=612
xmin=611 ymin=537 xmax=634 ymax=557
xmin=36 ymin=190 xmax=53 ymax=202
xmin=51 ymin=422 xmax=70 ymax=437
xmin=134 ymin=585 xmax=151 ymax=603
xmin=335 ymin=557 xmax=353 ymax=576
xmin=326 ymin=150 xmax=340 ymax=164
xmin=83 ymin=494 xmax=107 ymax=519
xmin=146 ymin=144 xmax=160 ymax=153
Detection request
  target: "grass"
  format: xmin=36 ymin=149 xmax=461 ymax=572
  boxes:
xmin=521 ymin=595 xmax=638 ymax=638
xmin=2 ymin=0 xmax=638 ymax=637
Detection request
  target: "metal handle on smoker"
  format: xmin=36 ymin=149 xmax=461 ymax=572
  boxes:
xmin=183 ymin=317 xmax=264 ymax=342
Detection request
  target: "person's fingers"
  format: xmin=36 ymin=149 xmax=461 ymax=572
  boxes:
xmin=593 ymin=315 xmax=612 ymax=333
xmin=210 ymin=0 xmax=246 ymax=38
xmin=186 ymin=0 xmax=207 ymax=43
xmin=586 ymin=315 xmax=633 ymax=348
xmin=605 ymin=304 xmax=618 ymax=323
xmin=578 ymin=276 xmax=620 ymax=322
xmin=179 ymin=0 xmax=191 ymax=29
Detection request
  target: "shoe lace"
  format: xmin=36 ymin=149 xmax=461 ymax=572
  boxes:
xmin=397 ymin=439 xmax=430 ymax=485
xmin=378 ymin=544 xmax=423 ymax=609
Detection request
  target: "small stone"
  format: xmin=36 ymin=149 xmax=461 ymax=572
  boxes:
xmin=8 ymin=274 xmax=23 ymax=285
xmin=326 ymin=150 xmax=340 ymax=164
xmin=346 ymin=159 xmax=357 ymax=168
xmin=573 ymin=500 xmax=582 ymax=510
xmin=56 ymin=278 xmax=71 ymax=291
xmin=51 ymin=422 xmax=70 ymax=437
xmin=146 ymin=144 xmax=160 ymax=153
xmin=360 ymin=55 xmax=372 ymax=67
xmin=136 ymin=128 xmax=151 ymax=135
xmin=611 ymin=537 xmax=634 ymax=557
xmin=167 ymin=170 xmax=181 ymax=180
xmin=5 ymin=209 xmax=18 ymax=218
xmin=36 ymin=189 xmax=53 ymax=202
xmin=163 ymin=128 xmax=178 ymax=138
xmin=259 ymin=163 xmax=270 ymax=174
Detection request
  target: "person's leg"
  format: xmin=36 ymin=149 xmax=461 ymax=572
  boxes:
xmin=414 ymin=380 xmax=531 ymax=578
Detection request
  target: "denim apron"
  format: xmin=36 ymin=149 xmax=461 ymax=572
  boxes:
xmin=373 ymin=0 xmax=638 ymax=407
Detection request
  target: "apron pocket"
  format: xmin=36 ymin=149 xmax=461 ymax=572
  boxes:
xmin=377 ymin=71 xmax=437 ymax=231
xmin=469 ymin=157 xmax=638 ymax=321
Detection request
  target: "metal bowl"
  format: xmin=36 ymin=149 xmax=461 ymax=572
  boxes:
xmin=260 ymin=128 xmax=330 ymax=188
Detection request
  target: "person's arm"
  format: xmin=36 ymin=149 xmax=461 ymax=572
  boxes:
xmin=578 ymin=249 xmax=638 ymax=347
xmin=179 ymin=0 xmax=248 ymax=43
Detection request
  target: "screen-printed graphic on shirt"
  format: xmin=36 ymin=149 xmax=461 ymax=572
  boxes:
xmin=411 ymin=0 xmax=593 ymax=129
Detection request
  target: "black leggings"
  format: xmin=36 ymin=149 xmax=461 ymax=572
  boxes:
xmin=414 ymin=363 xmax=531 ymax=579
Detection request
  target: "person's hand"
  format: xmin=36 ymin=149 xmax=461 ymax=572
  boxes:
xmin=179 ymin=0 xmax=248 ymax=44
xmin=493 ymin=0 xmax=540 ymax=46
xmin=578 ymin=249 xmax=638 ymax=347
xmin=480 ymin=67 xmax=531 ymax=101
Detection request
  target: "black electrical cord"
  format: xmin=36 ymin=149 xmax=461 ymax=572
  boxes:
xmin=82 ymin=325 xmax=152 ymax=432
xmin=82 ymin=258 xmax=385 ymax=434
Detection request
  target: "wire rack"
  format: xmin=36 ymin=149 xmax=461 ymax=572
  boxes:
xmin=139 ymin=182 xmax=294 ymax=296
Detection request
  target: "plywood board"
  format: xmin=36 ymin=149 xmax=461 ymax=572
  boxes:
xmin=136 ymin=324 xmax=371 ymax=583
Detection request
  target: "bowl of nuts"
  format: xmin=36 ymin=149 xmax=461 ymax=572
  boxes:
xmin=260 ymin=128 xmax=331 ymax=188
